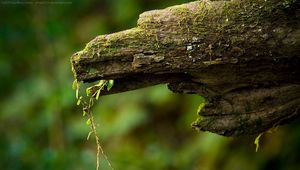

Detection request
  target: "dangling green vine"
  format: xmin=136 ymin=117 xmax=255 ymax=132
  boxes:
xmin=72 ymin=79 xmax=114 ymax=170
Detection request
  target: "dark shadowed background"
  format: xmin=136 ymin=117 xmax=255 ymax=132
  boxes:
xmin=1 ymin=0 xmax=300 ymax=169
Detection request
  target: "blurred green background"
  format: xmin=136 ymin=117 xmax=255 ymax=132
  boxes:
xmin=1 ymin=0 xmax=300 ymax=169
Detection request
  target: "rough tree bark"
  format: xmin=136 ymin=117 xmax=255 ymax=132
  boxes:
xmin=71 ymin=0 xmax=300 ymax=136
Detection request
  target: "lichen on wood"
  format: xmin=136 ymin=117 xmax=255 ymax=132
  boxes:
xmin=71 ymin=0 xmax=300 ymax=136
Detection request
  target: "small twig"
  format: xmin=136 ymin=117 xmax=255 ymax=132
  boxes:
xmin=87 ymin=109 xmax=114 ymax=170
xmin=74 ymin=79 xmax=115 ymax=169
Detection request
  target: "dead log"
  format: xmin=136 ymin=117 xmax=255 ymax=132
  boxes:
xmin=71 ymin=0 xmax=300 ymax=136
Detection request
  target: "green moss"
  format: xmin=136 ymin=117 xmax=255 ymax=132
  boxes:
xmin=194 ymin=115 xmax=206 ymax=124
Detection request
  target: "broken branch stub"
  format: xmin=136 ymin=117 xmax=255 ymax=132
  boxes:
xmin=71 ymin=0 xmax=300 ymax=136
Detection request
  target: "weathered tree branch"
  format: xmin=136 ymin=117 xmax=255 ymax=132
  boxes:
xmin=71 ymin=0 xmax=300 ymax=136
